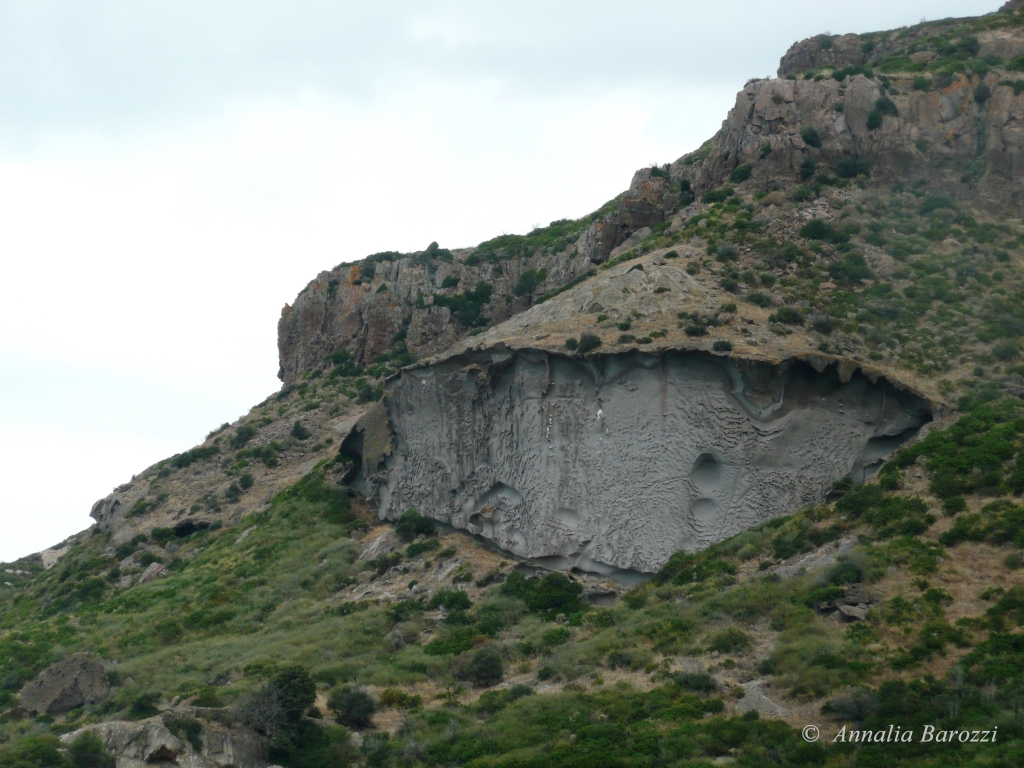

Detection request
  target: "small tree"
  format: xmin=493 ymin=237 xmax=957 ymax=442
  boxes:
xmin=327 ymin=685 xmax=376 ymax=729
xmin=237 ymin=685 xmax=285 ymax=742
xmin=458 ymin=647 xmax=504 ymax=688
xmin=271 ymin=665 xmax=316 ymax=720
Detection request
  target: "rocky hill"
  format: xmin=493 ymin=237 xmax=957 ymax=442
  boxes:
xmin=5 ymin=4 xmax=1024 ymax=767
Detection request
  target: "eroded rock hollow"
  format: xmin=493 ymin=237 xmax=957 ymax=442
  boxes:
xmin=361 ymin=349 xmax=931 ymax=578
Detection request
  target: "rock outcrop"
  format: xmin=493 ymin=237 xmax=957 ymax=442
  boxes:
xmin=19 ymin=653 xmax=109 ymax=715
xmin=61 ymin=715 xmax=266 ymax=768
xmin=276 ymin=244 xmax=595 ymax=385
xmin=364 ymin=348 xmax=929 ymax=576
xmin=681 ymin=71 xmax=1024 ymax=215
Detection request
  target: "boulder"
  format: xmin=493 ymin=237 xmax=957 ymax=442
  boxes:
xmin=838 ymin=603 xmax=870 ymax=621
xmin=19 ymin=653 xmax=109 ymax=715
xmin=138 ymin=562 xmax=169 ymax=585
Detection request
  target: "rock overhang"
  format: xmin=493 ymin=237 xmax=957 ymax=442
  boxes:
xmin=345 ymin=344 xmax=933 ymax=579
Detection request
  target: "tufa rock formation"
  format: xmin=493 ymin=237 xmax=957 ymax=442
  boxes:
xmin=371 ymin=348 xmax=929 ymax=576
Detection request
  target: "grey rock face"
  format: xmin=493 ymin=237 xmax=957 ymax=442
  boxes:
xmin=19 ymin=653 xmax=109 ymax=715
xmin=370 ymin=350 xmax=930 ymax=576
xmin=61 ymin=716 xmax=267 ymax=768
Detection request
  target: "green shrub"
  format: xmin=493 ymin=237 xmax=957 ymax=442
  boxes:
xmin=746 ymin=291 xmax=771 ymax=308
xmin=154 ymin=619 xmax=183 ymax=644
xmin=799 ymin=157 xmax=817 ymax=180
xmin=395 ymin=509 xmax=435 ymax=541
xmin=799 ymin=219 xmax=849 ymax=244
xmin=674 ymin=672 xmax=717 ymax=693
xmin=273 ymin=471 xmax=351 ymax=525
xmin=440 ymin=275 xmax=460 ymax=289
xmin=800 ymin=126 xmax=822 ymax=148
xmin=231 ymin=425 xmax=257 ymax=449
xmin=811 ymin=314 xmax=836 ymax=334
xmin=975 ymin=83 xmax=991 ymax=103
xmin=67 ymin=731 xmax=115 ymax=768
xmin=701 ymin=187 xmax=734 ymax=204
xmin=564 ymin=337 xmax=578 ymax=351
xmin=239 ymin=473 xmax=254 ymax=490
xmin=457 ymin=647 xmax=504 ymax=688
xmin=707 ymin=627 xmax=750 ymax=653
xmin=0 ymin=735 xmax=69 ymax=768
xmin=875 ymin=96 xmax=898 ymax=116
xmin=993 ymin=340 xmax=1018 ymax=360
xmin=1008 ymin=55 xmax=1024 ymax=72
xmin=576 ymin=332 xmax=602 ymax=354
xmin=828 ymin=253 xmax=873 ymax=283
xmin=769 ymin=307 xmax=804 ymax=325
xmin=191 ymin=687 xmax=224 ymax=707
xmin=428 ymin=588 xmax=472 ymax=612
xmin=729 ymin=164 xmax=752 ymax=183
xmin=513 ymin=269 xmax=548 ymax=297
xmin=431 ymin=281 xmax=493 ymax=327
xmin=500 ymin=572 xmax=586 ymax=620
xmin=713 ymin=340 xmax=733 ymax=352
xmin=171 ymin=445 xmax=220 ymax=469
xmin=272 ymin=665 xmax=316 ymax=719
xmin=836 ymin=156 xmax=870 ymax=178
xmin=327 ymin=685 xmax=376 ymax=729
xmin=405 ymin=538 xmax=440 ymax=557
xmin=291 ymin=421 xmax=310 ymax=440
xmin=151 ymin=528 xmax=175 ymax=546
xmin=128 ymin=692 xmax=162 ymax=719
xmin=866 ymin=109 xmax=882 ymax=130
xmin=378 ymin=688 xmax=422 ymax=709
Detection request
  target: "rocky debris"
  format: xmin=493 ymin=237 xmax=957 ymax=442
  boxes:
xmin=60 ymin=714 xmax=267 ymax=768
xmin=137 ymin=562 xmax=169 ymax=585
xmin=773 ymin=538 xmax=857 ymax=579
xmin=735 ymin=680 xmax=790 ymax=717
xmin=19 ymin=653 xmax=109 ymax=715
xmin=40 ymin=546 xmax=70 ymax=570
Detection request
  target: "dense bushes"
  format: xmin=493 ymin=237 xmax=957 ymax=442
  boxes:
xmin=395 ymin=509 xmax=436 ymax=541
xmin=513 ymin=269 xmax=548 ymax=297
xmin=430 ymin=281 xmax=493 ymax=327
xmin=327 ymin=685 xmax=376 ymax=729
xmin=170 ymin=445 xmax=219 ymax=469
xmin=455 ymin=647 xmax=504 ymax=688
xmin=499 ymin=572 xmax=586 ymax=620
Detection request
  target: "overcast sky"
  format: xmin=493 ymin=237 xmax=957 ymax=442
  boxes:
xmin=0 ymin=0 xmax=999 ymax=563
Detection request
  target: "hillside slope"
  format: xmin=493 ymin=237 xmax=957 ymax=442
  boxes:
xmin=5 ymin=4 xmax=1024 ymax=767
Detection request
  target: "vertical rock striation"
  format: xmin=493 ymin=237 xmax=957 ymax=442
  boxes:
xmin=369 ymin=350 xmax=931 ymax=577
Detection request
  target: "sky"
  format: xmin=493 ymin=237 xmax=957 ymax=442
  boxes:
xmin=0 ymin=0 xmax=1000 ymax=563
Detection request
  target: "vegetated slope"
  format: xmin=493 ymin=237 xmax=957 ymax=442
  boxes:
xmin=5 ymin=4 xmax=1024 ymax=767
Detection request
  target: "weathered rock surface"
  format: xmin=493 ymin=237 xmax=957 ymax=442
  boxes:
xmin=276 ymin=246 xmax=595 ymax=385
xmin=60 ymin=715 xmax=267 ymax=768
xmin=367 ymin=348 xmax=929 ymax=576
xmin=137 ymin=562 xmax=169 ymax=585
xmin=681 ymin=71 xmax=1024 ymax=215
xmin=19 ymin=653 xmax=109 ymax=715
